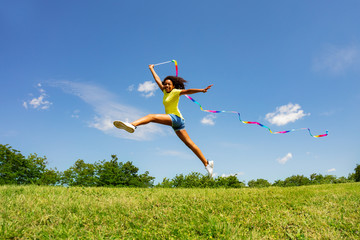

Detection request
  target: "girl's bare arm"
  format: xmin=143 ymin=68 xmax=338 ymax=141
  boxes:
xmin=180 ymin=84 xmax=213 ymax=95
xmin=149 ymin=65 xmax=164 ymax=91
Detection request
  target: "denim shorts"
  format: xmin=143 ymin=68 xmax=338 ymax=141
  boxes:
xmin=169 ymin=114 xmax=185 ymax=131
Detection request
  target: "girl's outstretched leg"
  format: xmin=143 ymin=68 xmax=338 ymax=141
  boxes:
xmin=131 ymin=114 xmax=172 ymax=127
xmin=175 ymin=129 xmax=207 ymax=165
xmin=114 ymin=114 xmax=172 ymax=133
xmin=175 ymin=129 xmax=214 ymax=176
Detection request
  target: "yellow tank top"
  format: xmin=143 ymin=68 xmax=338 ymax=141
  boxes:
xmin=163 ymin=89 xmax=183 ymax=119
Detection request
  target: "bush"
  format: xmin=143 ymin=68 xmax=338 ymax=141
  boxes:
xmin=272 ymin=179 xmax=285 ymax=187
xmin=248 ymin=178 xmax=271 ymax=188
xmin=156 ymin=172 xmax=245 ymax=188
xmin=216 ymin=175 xmax=245 ymax=188
xmin=282 ymin=175 xmax=311 ymax=187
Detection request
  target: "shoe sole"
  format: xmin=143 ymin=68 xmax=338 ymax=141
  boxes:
xmin=209 ymin=161 xmax=214 ymax=177
xmin=209 ymin=161 xmax=214 ymax=168
xmin=113 ymin=121 xmax=135 ymax=133
xmin=207 ymin=160 xmax=214 ymax=178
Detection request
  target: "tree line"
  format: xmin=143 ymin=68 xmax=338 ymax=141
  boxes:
xmin=1 ymin=144 xmax=359 ymax=188
xmin=0 ymin=144 xmax=154 ymax=187
xmin=155 ymin=171 xmax=358 ymax=188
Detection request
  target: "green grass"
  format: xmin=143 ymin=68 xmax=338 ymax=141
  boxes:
xmin=1 ymin=183 xmax=359 ymax=239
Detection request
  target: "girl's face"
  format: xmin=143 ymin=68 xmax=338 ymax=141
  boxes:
xmin=163 ymin=79 xmax=174 ymax=93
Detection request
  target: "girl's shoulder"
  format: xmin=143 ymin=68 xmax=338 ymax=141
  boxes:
xmin=163 ymin=89 xmax=182 ymax=95
xmin=173 ymin=88 xmax=182 ymax=93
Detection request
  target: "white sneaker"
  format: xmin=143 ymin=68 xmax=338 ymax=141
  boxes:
xmin=113 ymin=121 xmax=136 ymax=133
xmin=205 ymin=160 xmax=214 ymax=177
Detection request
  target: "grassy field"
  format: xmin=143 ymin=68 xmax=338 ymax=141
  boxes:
xmin=1 ymin=183 xmax=359 ymax=239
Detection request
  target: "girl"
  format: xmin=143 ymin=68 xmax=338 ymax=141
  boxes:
xmin=114 ymin=64 xmax=214 ymax=177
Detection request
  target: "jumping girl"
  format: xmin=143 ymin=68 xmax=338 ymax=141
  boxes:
xmin=113 ymin=64 xmax=214 ymax=177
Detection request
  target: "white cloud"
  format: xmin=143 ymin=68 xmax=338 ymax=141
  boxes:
xmin=89 ymin=115 xmax=114 ymax=131
xmin=277 ymin=153 xmax=292 ymax=164
xmin=201 ymin=114 xmax=216 ymax=125
xmin=313 ymin=44 xmax=359 ymax=74
xmin=50 ymin=80 xmax=165 ymax=141
xmin=71 ymin=109 xmax=80 ymax=119
xmin=23 ymin=84 xmax=52 ymax=110
xmin=29 ymin=95 xmax=51 ymax=110
xmin=138 ymin=81 xmax=157 ymax=98
xmin=320 ymin=110 xmax=336 ymax=116
xmin=265 ymin=103 xmax=310 ymax=126
xmin=327 ymin=168 xmax=336 ymax=173
xmin=127 ymin=84 xmax=135 ymax=92
xmin=221 ymin=172 xmax=244 ymax=177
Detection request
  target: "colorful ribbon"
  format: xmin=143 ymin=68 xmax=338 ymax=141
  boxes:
xmin=172 ymin=60 xmax=178 ymax=76
xmin=184 ymin=95 xmax=328 ymax=138
xmin=153 ymin=59 xmax=328 ymax=138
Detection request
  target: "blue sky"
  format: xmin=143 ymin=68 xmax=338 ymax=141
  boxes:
xmin=1 ymin=0 xmax=359 ymax=184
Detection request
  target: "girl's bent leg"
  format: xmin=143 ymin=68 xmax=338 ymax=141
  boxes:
xmin=175 ymin=129 xmax=208 ymax=166
xmin=131 ymin=114 xmax=172 ymax=127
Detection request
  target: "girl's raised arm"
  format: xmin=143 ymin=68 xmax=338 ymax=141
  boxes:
xmin=149 ymin=65 xmax=164 ymax=91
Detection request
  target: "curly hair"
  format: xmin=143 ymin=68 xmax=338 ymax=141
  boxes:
xmin=163 ymin=76 xmax=187 ymax=89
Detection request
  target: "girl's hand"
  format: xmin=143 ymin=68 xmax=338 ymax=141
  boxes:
xmin=149 ymin=64 xmax=154 ymax=69
xmin=203 ymin=84 xmax=213 ymax=93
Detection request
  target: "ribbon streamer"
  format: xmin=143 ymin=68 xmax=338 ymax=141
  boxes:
xmin=172 ymin=60 xmax=178 ymax=76
xmin=184 ymin=95 xmax=328 ymax=138
xmin=152 ymin=59 xmax=328 ymax=138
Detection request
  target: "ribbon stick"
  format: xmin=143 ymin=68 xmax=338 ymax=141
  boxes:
xmin=153 ymin=60 xmax=173 ymax=66
xmin=184 ymin=94 xmax=328 ymax=138
xmin=153 ymin=60 xmax=178 ymax=76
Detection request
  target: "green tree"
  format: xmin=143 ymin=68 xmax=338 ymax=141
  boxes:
xmin=309 ymin=173 xmax=337 ymax=185
xmin=310 ymin=173 xmax=324 ymax=184
xmin=0 ymin=144 xmax=60 ymax=185
xmin=1 ymin=144 xmax=29 ymax=184
xmin=248 ymin=178 xmax=271 ymax=188
xmin=348 ymin=172 xmax=355 ymax=182
xmin=164 ymin=172 xmax=215 ymax=188
xmin=272 ymin=179 xmax=285 ymax=187
xmin=96 ymin=155 xmax=124 ymax=186
xmin=156 ymin=172 xmax=245 ymax=188
xmin=215 ymin=175 xmax=245 ymax=188
xmin=156 ymin=177 xmax=173 ymax=188
xmin=96 ymin=155 xmax=154 ymax=187
xmin=334 ymin=176 xmax=350 ymax=184
xmin=323 ymin=175 xmax=337 ymax=184
xmin=171 ymin=173 xmax=186 ymax=188
xmin=354 ymin=164 xmax=360 ymax=182
xmin=61 ymin=159 xmax=97 ymax=187
xmin=283 ymin=175 xmax=310 ymax=187
xmin=39 ymin=168 xmax=61 ymax=185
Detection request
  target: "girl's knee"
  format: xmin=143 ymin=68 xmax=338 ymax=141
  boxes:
xmin=146 ymin=114 xmax=156 ymax=121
